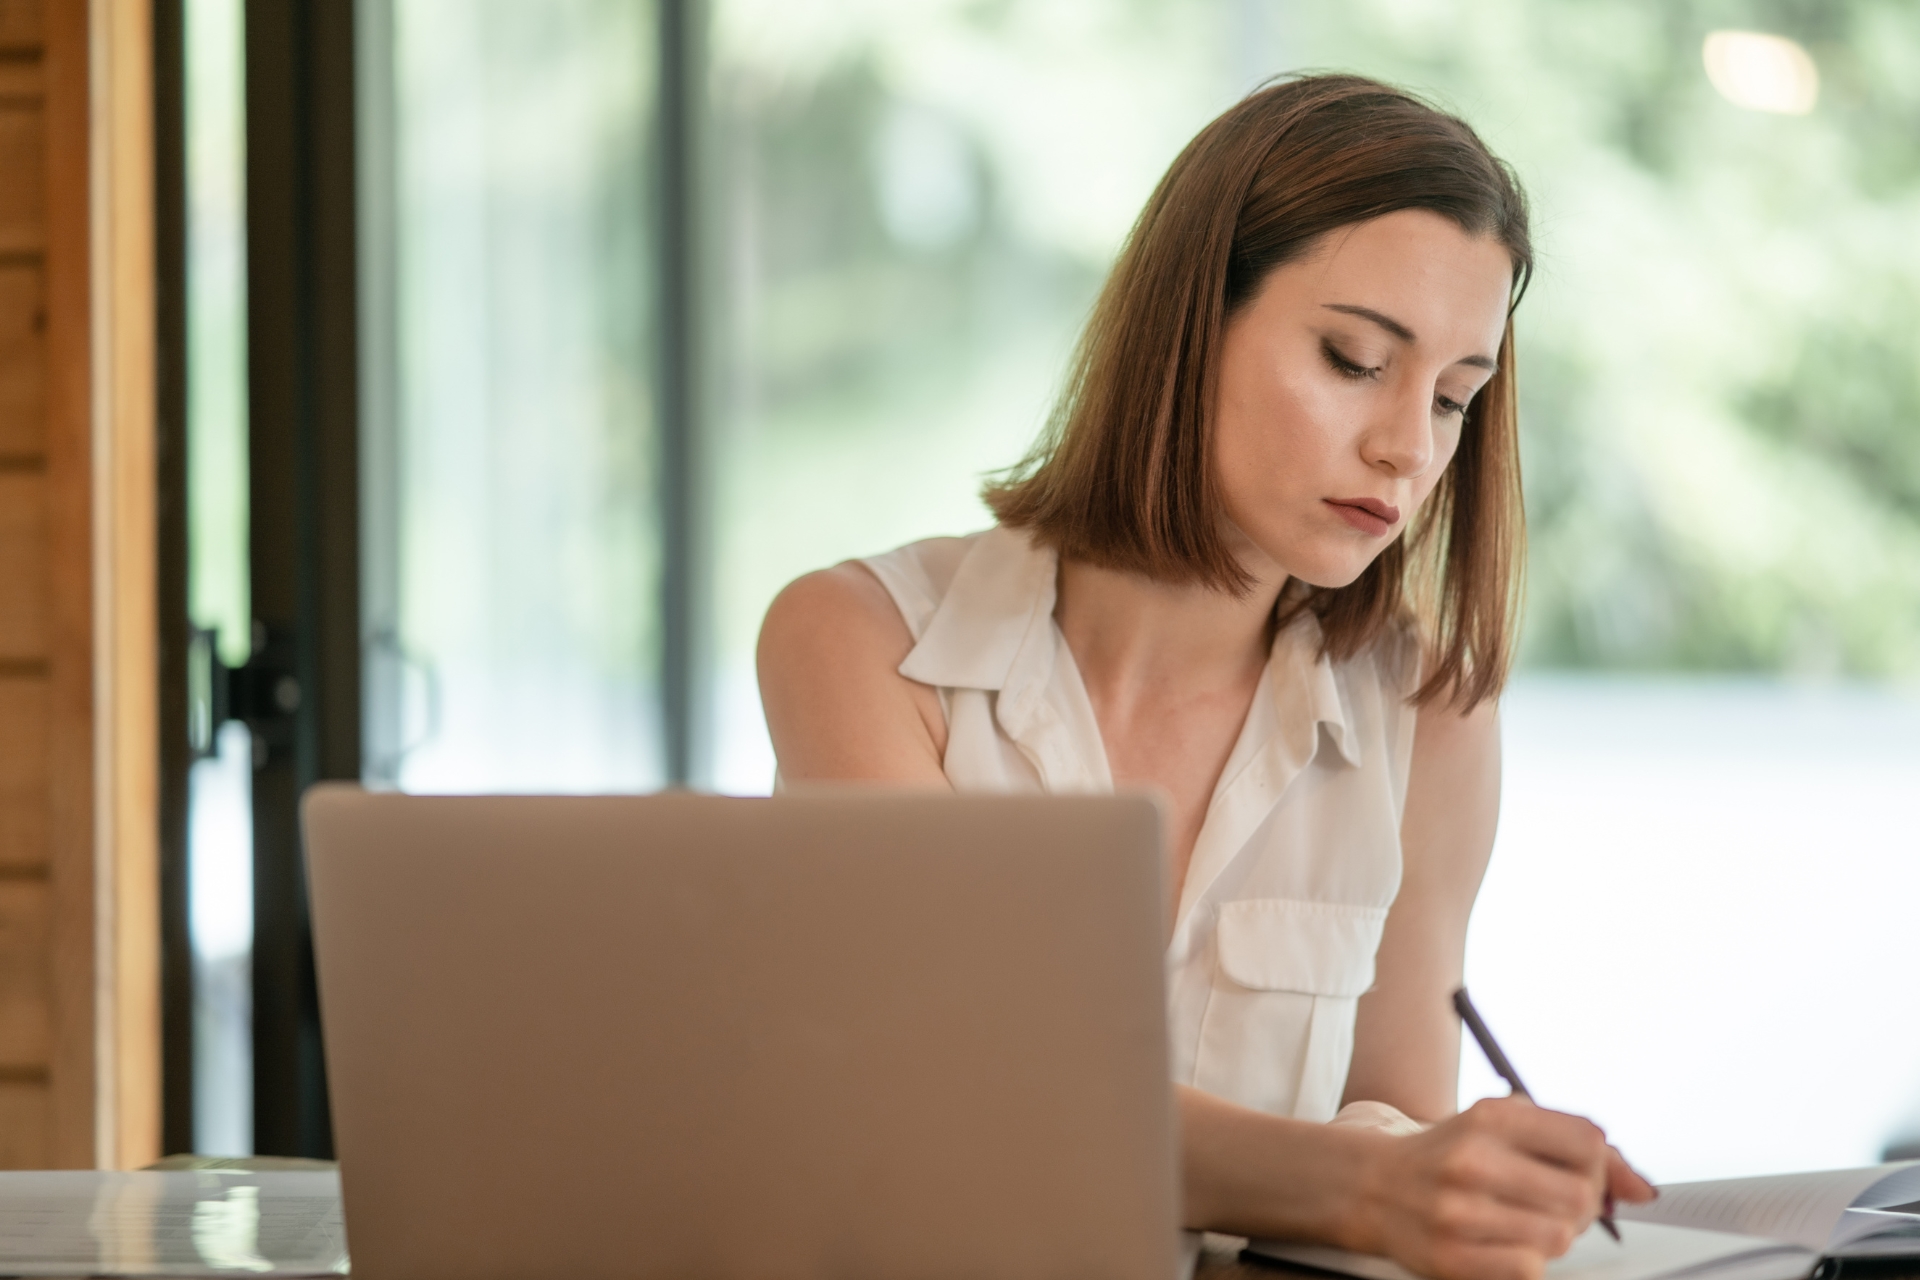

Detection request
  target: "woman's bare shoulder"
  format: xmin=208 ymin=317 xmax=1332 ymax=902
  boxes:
xmin=757 ymin=562 xmax=949 ymax=782
xmin=760 ymin=561 xmax=915 ymax=668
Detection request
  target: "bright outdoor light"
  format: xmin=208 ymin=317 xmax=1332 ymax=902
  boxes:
xmin=1702 ymin=30 xmax=1819 ymax=115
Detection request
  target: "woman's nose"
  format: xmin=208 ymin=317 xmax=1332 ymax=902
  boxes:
xmin=1360 ymin=390 xmax=1435 ymax=478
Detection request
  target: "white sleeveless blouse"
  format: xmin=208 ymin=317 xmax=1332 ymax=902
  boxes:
xmin=862 ymin=525 xmax=1421 ymax=1122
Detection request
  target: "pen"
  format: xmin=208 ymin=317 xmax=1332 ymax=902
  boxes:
xmin=1452 ymin=987 xmax=1620 ymax=1244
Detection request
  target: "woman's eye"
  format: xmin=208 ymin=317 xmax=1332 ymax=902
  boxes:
xmin=1434 ymin=394 xmax=1468 ymax=418
xmin=1321 ymin=340 xmax=1379 ymax=381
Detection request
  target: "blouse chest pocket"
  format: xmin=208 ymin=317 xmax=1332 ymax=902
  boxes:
xmin=1192 ymin=898 xmax=1388 ymax=1123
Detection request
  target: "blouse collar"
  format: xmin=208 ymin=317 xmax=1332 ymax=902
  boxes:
xmin=897 ymin=524 xmax=1361 ymax=771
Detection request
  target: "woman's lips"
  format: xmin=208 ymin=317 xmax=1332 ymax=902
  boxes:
xmin=1325 ymin=497 xmax=1399 ymax=537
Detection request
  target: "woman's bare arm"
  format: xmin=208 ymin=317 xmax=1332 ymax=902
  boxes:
xmin=757 ymin=562 xmax=949 ymax=785
xmin=1343 ymin=696 xmax=1502 ymax=1120
xmin=1183 ymin=1085 xmax=1633 ymax=1279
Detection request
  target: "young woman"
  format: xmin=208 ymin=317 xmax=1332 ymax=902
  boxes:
xmin=757 ymin=75 xmax=1653 ymax=1280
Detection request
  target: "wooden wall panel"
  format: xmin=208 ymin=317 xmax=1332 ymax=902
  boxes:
xmin=0 ymin=0 xmax=51 ymax=1173
xmin=0 ymin=0 xmax=158 ymax=1170
xmin=0 ymin=880 xmax=50 ymax=1067
xmin=0 ymin=264 xmax=45 ymax=456
xmin=41 ymin=0 xmax=94 ymax=1170
xmin=0 ymin=676 xmax=46 ymax=873
xmin=0 ymin=60 xmax=42 ymax=258
xmin=0 ymin=1082 xmax=50 ymax=1167
xmin=0 ymin=473 xmax=46 ymax=657
xmin=0 ymin=0 xmax=40 ymax=52
xmin=90 ymin=0 xmax=160 ymax=1171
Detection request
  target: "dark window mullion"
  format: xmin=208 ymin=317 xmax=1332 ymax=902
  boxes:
xmin=242 ymin=0 xmax=360 ymax=1159
xmin=658 ymin=0 xmax=709 ymax=787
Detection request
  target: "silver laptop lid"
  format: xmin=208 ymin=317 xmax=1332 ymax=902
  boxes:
xmin=303 ymin=788 xmax=1178 ymax=1280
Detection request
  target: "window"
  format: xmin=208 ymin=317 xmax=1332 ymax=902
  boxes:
xmin=360 ymin=0 xmax=662 ymax=794
xmin=349 ymin=0 xmax=1920 ymax=1179
xmin=700 ymin=0 xmax=1920 ymax=1180
xmin=183 ymin=0 xmax=253 ymax=1158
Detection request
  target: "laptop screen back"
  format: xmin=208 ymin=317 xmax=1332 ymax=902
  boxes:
xmin=303 ymin=788 xmax=1178 ymax=1280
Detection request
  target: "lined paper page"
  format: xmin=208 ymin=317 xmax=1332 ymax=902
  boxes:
xmin=1619 ymin=1165 xmax=1915 ymax=1252
xmin=1853 ymin=1164 xmax=1920 ymax=1212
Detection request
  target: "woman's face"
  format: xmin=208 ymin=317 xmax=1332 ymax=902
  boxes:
xmin=1212 ymin=208 xmax=1515 ymax=589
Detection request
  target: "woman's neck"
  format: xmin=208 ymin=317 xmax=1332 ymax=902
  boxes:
xmin=1053 ymin=547 xmax=1288 ymax=910
xmin=1053 ymin=554 xmax=1287 ymax=708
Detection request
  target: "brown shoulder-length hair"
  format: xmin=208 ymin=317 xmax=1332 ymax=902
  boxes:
xmin=984 ymin=74 xmax=1532 ymax=710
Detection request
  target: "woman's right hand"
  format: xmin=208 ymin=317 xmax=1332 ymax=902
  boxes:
xmin=1345 ymin=1094 xmax=1653 ymax=1280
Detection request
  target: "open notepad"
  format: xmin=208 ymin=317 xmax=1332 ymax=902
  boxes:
xmin=1246 ymin=1162 xmax=1920 ymax=1280
xmin=1618 ymin=1162 xmax=1920 ymax=1259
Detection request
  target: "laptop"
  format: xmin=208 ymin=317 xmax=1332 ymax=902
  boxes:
xmin=302 ymin=786 xmax=1180 ymax=1280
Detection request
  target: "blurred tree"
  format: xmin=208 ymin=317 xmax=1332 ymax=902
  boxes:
xmin=710 ymin=0 xmax=1920 ymax=681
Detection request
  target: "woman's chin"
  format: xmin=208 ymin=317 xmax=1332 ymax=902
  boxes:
xmin=1272 ymin=547 xmax=1378 ymax=592
xmin=1234 ymin=522 xmax=1386 ymax=592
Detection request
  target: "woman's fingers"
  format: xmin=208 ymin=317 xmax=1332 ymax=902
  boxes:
xmin=1448 ymin=1099 xmax=1606 ymax=1217
xmin=1606 ymin=1145 xmax=1658 ymax=1204
xmin=1429 ymin=1187 xmax=1583 ymax=1255
xmin=1388 ymin=1187 xmax=1580 ymax=1280
xmin=1363 ymin=1096 xmax=1646 ymax=1280
xmin=1472 ymin=1096 xmax=1611 ymax=1174
xmin=1431 ymin=1128 xmax=1597 ymax=1227
xmin=1424 ymin=1240 xmax=1554 ymax=1280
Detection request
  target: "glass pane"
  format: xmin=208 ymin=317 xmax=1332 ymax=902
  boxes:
xmin=707 ymin=0 xmax=1920 ymax=1180
xmin=185 ymin=0 xmax=253 ymax=1158
xmin=363 ymin=0 xmax=661 ymax=793
xmin=188 ymin=722 xmax=254 ymax=1157
xmin=1277 ymin=1 xmax=1920 ymax=1182
xmin=707 ymin=3 xmax=1244 ymax=791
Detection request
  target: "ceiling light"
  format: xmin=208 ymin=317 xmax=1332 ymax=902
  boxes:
xmin=1702 ymin=30 xmax=1819 ymax=115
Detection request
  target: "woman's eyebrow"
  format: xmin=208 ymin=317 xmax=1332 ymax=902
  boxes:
xmin=1324 ymin=302 xmax=1415 ymax=342
xmin=1322 ymin=303 xmax=1498 ymax=371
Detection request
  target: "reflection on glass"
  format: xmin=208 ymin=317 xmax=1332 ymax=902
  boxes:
xmin=706 ymin=0 xmax=1920 ymax=1177
xmin=12 ymin=1172 xmax=349 ymax=1273
xmin=189 ymin=1184 xmax=271 ymax=1273
xmin=189 ymin=723 xmax=253 ymax=1157
xmin=184 ymin=0 xmax=252 ymax=1156
xmin=185 ymin=0 xmax=248 ymax=666
xmin=707 ymin=1 xmax=1235 ymax=790
xmin=365 ymin=0 xmax=661 ymax=793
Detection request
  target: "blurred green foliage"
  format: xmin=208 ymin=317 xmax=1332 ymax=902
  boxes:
xmin=710 ymin=0 xmax=1920 ymax=679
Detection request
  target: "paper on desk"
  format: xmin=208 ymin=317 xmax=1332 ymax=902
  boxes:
xmin=0 ymin=1170 xmax=346 ymax=1277
xmin=1247 ymin=1220 xmax=1816 ymax=1280
xmin=1619 ymin=1161 xmax=1920 ymax=1255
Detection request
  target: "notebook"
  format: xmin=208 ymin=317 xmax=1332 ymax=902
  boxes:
xmin=0 ymin=1170 xmax=346 ymax=1276
xmin=1618 ymin=1162 xmax=1920 ymax=1259
xmin=1246 ymin=1162 xmax=1920 ymax=1280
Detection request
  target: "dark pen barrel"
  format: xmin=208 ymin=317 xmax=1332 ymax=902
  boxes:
xmin=1452 ymin=987 xmax=1620 ymax=1242
xmin=1452 ymin=987 xmax=1533 ymax=1100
